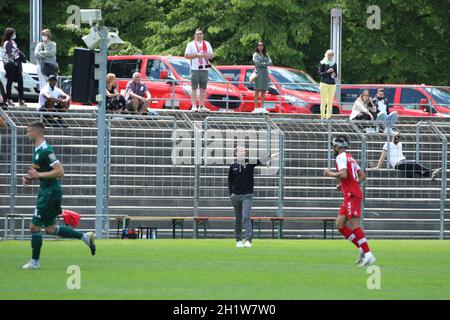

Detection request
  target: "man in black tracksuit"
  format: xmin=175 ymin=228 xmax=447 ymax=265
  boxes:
xmin=228 ymin=146 xmax=278 ymax=248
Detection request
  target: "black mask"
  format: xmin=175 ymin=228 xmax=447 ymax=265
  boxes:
xmin=377 ymin=96 xmax=384 ymax=100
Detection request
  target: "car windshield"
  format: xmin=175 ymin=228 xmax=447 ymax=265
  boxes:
xmin=269 ymin=68 xmax=319 ymax=92
xmin=168 ymin=57 xmax=226 ymax=83
xmin=424 ymin=87 xmax=450 ymax=106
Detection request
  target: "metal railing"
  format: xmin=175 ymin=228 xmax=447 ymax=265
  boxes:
xmin=60 ymin=75 xmax=450 ymax=116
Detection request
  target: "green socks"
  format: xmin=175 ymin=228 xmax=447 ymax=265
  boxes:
xmin=56 ymin=225 xmax=83 ymax=240
xmin=31 ymin=231 xmax=43 ymax=260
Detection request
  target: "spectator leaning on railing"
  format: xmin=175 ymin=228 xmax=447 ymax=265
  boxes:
xmin=373 ymin=134 xmax=440 ymax=179
xmin=252 ymin=40 xmax=272 ymax=114
xmin=184 ymin=28 xmax=213 ymax=112
xmin=318 ymin=49 xmax=337 ymax=119
xmin=34 ymin=29 xmax=58 ymax=91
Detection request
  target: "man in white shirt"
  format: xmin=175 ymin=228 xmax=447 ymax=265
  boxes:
xmin=374 ymin=134 xmax=440 ymax=179
xmin=184 ymin=28 xmax=214 ymax=112
xmin=39 ymin=75 xmax=70 ymax=112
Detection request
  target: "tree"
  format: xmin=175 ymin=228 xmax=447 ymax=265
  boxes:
xmin=1 ymin=0 xmax=448 ymax=84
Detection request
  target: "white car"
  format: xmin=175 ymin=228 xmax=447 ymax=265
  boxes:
xmin=0 ymin=48 xmax=40 ymax=101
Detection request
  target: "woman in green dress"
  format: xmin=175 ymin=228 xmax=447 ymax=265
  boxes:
xmin=252 ymin=41 xmax=272 ymax=113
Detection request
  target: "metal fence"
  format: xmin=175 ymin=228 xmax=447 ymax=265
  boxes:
xmin=0 ymin=108 xmax=448 ymax=239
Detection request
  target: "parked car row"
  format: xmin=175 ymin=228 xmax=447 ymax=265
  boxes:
xmin=106 ymin=54 xmax=449 ymax=117
xmin=5 ymin=50 xmax=449 ymax=118
xmin=340 ymin=85 xmax=450 ymax=117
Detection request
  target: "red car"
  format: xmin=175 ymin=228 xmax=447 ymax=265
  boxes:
xmin=341 ymin=85 xmax=450 ymax=117
xmin=216 ymin=65 xmax=342 ymax=114
xmin=107 ymin=55 xmax=243 ymax=111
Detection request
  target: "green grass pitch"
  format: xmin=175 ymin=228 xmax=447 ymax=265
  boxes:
xmin=1 ymin=239 xmax=449 ymax=300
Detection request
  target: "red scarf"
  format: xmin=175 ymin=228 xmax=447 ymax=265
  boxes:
xmin=194 ymin=40 xmax=209 ymax=66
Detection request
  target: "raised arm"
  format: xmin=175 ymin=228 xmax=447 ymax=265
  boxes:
xmin=259 ymin=152 xmax=279 ymax=164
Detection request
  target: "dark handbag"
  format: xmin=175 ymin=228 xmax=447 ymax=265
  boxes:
xmin=42 ymin=61 xmax=59 ymax=77
xmin=18 ymin=50 xmax=27 ymax=63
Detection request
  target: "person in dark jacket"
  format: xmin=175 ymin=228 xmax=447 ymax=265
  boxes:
xmin=371 ymin=88 xmax=398 ymax=134
xmin=228 ymin=146 xmax=278 ymax=248
xmin=318 ymin=49 xmax=337 ymax=119
xmin=2 ymin=27 xmax=26 ymax=107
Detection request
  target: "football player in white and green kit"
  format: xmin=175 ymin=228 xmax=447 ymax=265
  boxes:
xmin=22 ymin=122 xmax=96 ymax=269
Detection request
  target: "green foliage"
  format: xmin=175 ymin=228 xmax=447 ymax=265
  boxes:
xmin=1 ymin=0 xmax=448 ymax=84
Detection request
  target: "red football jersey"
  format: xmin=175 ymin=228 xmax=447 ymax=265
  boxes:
xmin=335 ymin=152 xmax=363 ymax=199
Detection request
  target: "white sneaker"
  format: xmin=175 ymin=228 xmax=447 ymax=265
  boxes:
xmin=244 ymin=240 xmax=252 ymax=248
xmin=22 ymin=259 xmax=40 ymax=269
xmin=83 ymin=232 xmax=96 ymax=256
xmin=383 ymin=128 xmax=398 ymax=135
xmin=358 ymin=252 xmax=376 ymax=267
xmin=431 ymin=168 xmax=441 ymax=180
xmin=191 ymin=105 xmax=198 ymax=112
xmin=253 ymin=108 xmax=268 ymax=114
xmin=236 ymin=240 xmax=244 ymax=248
xmin=198 ymin=106 xmax=210 ymax=112
xmin=355 ymin=248 xmax=365 ymax=265
xmin=364 ymin=128 xmax=376 ymax=134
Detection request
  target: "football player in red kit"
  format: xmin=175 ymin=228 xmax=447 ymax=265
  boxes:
xmin=324 ymin=136 xmax=376 ymax=267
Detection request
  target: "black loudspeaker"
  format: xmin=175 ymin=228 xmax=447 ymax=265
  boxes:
xmin=71 ymin=48 xmax=98 ymax=104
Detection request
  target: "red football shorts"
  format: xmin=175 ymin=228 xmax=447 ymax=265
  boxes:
xmin=338 ymin=196 xmax=362 ymax=220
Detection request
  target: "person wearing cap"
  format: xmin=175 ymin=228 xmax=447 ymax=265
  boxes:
xmin=372 ymin=88 xmax=398 ymax=134
xmin=373 ymin=134 xmax=440 ymax=179
xmin=324 ymin=136 xmax=376 ymax=267
xmin=38 ymin=75 xmax=70 ymax=112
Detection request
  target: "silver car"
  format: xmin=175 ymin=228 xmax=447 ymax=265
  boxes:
xmin=0 ymin=48 xmax=40 ymax=101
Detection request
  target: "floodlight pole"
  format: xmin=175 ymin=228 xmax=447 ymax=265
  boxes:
xmin=330 ymin=8 xmax=342 ymax=106
xmin=95 ymin=26 xmax=108 ymax=239
xmin=30 ymin=0 xmax=42 ymax=65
